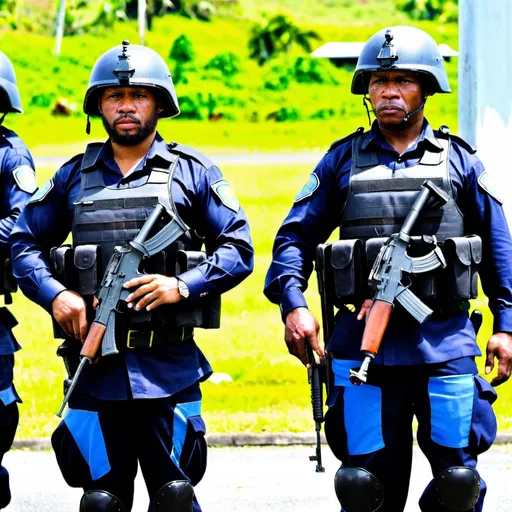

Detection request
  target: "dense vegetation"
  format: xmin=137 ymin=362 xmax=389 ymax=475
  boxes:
xmin=3 ymin=0 xmax=459 ymax=142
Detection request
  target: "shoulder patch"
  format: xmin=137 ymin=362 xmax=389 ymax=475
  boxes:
xmin=295 ymin=173 xmax=320 ymax=203
xmin=169 ymin=143 xmax=215 ymax=169
xmin=29 ymin=178 xmax=54 ymax=203
xmin=211 ymin=180 xmax=240 ymax=212
xmin=13 ymin=165 xmax=37 ymax=194
xmin=478 ymin=171 xmax=503 ymax=205
xmin=328 ymin=127 xmax=364 ymax=153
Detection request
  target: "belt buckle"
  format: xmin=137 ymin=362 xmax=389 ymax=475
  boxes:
xmin=127 ymin=330 xmax=154 ymax=349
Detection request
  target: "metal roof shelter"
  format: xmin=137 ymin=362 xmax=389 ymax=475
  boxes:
xmin=311 ymin=41 xmax=458 ymax=65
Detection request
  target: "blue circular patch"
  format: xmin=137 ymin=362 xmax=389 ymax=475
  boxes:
xmin=294 ymin=173 xmax=320 ymax=203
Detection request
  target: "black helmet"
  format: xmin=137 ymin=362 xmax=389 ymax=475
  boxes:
xmin=83 ymin=40 xmax=180 ymax=118
xmin=0 ymin=51 xmax=23 ymax=114
xmin=352 ymin=26 xmax=450 ymax=95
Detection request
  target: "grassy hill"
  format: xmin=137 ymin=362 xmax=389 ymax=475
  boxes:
xmin=2 ymin=0 xmax=459 ymax=150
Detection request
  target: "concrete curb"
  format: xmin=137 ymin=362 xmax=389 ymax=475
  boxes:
xmin=11 ymin=432 xmax=512 ymax=451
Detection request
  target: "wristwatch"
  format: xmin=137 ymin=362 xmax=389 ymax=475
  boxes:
xmin=177 ymin=278 xmax=190 ymax=299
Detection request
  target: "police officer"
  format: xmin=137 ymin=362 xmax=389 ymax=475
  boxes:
xmin=10 ymin=40 xmax=253 ymax=512
xmin=0 ymin=51 xmax=37 ymax=509
xmin=264 ymin=26 xmax=512 ymax=512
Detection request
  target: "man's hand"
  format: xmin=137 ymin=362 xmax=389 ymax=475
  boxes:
xmin=357 ymin=299 xmax=374 ymax=321
xmin=123 ymin=274 xmax=182 ymax=311
xmin=284 ymin=307 xmax=324 ymax=366
xmin=52 ymin=290 xmax=88 ymax=342
xmin=485 ymin=332 xmax=512 ymax=386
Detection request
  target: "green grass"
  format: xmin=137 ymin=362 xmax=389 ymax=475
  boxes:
xmin=3 ymin=3 xmax=459 ymax=149
xmin=10 ymin=164 xmax=512 ymax=438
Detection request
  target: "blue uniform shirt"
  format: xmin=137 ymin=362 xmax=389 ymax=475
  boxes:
xmin=264 ymin=121 xmax=512 ymax=365
xmin=0 ymin=126 xmax=36 ymax=356
xmin=11 ymin=133 xmax=254 ymax=399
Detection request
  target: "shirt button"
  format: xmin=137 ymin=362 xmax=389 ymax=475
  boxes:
xmin=397 ymin=157 xmax=402 ymax=163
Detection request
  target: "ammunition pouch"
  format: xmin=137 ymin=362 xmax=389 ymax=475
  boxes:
xmin=50 ymin=245 xmax=221 ymax=340
xmin=318 ymin=235 xmax=481 ymax=309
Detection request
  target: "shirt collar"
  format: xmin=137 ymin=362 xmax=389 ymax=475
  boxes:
xmin=82 ymin=132 xmax=173 ymax=172
xmin=360 ymin=119 xmax=443 ymax=153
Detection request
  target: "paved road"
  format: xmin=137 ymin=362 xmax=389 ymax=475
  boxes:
xmin=5 ymin=445 xmax=511 ymax=511
xmin=34 ymin=152 xmax=324 ymax=170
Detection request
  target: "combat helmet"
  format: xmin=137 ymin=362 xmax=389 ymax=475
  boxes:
xmin=0 ymin=51 xmax=23 ymax=114
xmin=83 ymin=40 xmax=180 ymax=118
xmin=352 ymin=26 xmax=450 ymax=95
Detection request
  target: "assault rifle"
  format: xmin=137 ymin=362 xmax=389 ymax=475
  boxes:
xmin=349 ymin=180 xmax=449 ymax=386
xmin=57 ymin=203 xmax=188 ymax=416
xmin=305 ymin=244 xmax=335 ymax=472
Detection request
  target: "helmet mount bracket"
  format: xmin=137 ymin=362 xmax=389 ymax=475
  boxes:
xmin=377 ymin=30 xmax=398 ymax=68
xmin=113 ymin=40 xmax=135 ymax=84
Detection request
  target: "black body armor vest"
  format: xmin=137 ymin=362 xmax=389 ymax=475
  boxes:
xmin=320 ymin=131 xmax=481 ymax=310
xmin=340 ymin=133 xmax=465 ymax=242
xmin=51 ymin=143 xmax=220 ymax=341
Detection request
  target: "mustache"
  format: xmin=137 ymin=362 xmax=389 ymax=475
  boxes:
xmin=115 ymin=114 xmax=140 ymax=125
xmin=376 ymin=103 xmax=405 ymax=113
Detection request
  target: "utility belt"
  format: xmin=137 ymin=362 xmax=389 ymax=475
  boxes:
xmin=318 ymin=235 xmax=481 ymax=309
xmin=50 ymin=244 xmax=221 ymax=340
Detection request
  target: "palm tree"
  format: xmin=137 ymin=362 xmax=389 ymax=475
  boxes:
xmin=248 ymin=13 xmax=321 ymax=66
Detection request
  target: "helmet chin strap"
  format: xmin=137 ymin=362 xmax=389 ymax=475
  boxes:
xmin=402 ymin=97 xmax=427 ymax=124
xmin=86 ymin=114 xmax=91 ymax=135
xmin=362 ymin=95 xmax=427 ymax=129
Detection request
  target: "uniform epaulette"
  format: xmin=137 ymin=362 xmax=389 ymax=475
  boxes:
xmin=327 ymin=127 xmax=364 ymax=153
xmin=168 ymin=142 xmax=215 ymax=169
xmin=0 ymin=125 xmax=26 ymax=151
xmin=436 ymin=125 xmax=477 ymax=154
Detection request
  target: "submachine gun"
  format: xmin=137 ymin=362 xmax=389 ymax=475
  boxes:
xmin=305 ymin=244 xmax=336 ymax=473
xmin=349 ymin=179 xmax=450 ymax=385
xmin=57 ymin=203 xmax=188 ymax=417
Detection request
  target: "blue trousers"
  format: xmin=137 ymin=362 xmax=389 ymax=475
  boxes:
xmin=52 ymin=383 xmax=207 ymax=512
xmin=325 ymin=357 xmax=497 ymax=512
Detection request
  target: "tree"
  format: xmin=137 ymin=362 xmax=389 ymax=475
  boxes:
xmin=248 ymin=13 xmax=321 ymax=66
xmin=397 ymin=0 xmax=458 ymax=22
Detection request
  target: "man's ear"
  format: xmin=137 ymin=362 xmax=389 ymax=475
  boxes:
xmin=97 ymin=95 xmax=103 ymax=114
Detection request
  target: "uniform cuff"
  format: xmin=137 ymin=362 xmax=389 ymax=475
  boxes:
xmin=492 ymin=310 xmax=512 ymax=334
xmin=177 ymin=266 xmax=207 ymax=300
xmin=280 ymin=288 xmax=308 ymax=322
xmin=37 ymin=279 xmax=67 ymax=313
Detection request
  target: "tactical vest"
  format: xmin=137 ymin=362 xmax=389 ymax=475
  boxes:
xmin=0 ymin=127 xmax=30 ymax=302
xmin=324 ymin=130 xmax=481 ymax=309
xmin=52 ymin=143 xmax=220 ymax=342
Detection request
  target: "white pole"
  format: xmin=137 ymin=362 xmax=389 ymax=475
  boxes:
xmin=138 ymin=0 xmax=147 ymax=45
xmin=54 ymin=0 xmax=67 ymax=56
xmin=459 ymin=0 xmax=512 ymax=223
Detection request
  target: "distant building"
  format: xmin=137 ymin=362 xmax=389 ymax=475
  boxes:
xmin=311 ymin=42 xmax=458 ymax=67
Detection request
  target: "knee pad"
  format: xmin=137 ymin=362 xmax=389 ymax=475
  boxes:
xmin=435 ymin=466 xmax=481 ymax=511
xmin=79 ymin=490 xmax=126 ymax=512
xmin=334 ymin=466 xmax=384 ymax=512
xmin=154 ymin=480 xmax=194 ymax=512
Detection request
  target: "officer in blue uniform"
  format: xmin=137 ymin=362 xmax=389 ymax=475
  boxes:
xmin=0 ymin=51 xmax=37 ymax=509
xmin=10 ymin=40 xmax=253 ymax=512
xmin=264 ymin=26 xmax=512 ymax=512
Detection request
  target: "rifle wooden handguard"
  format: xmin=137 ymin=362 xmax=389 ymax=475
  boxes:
xmin=80 ymin=322 xmax=106 ymax=359
xmin=360 ymin=301 xmax=393 ymax=356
